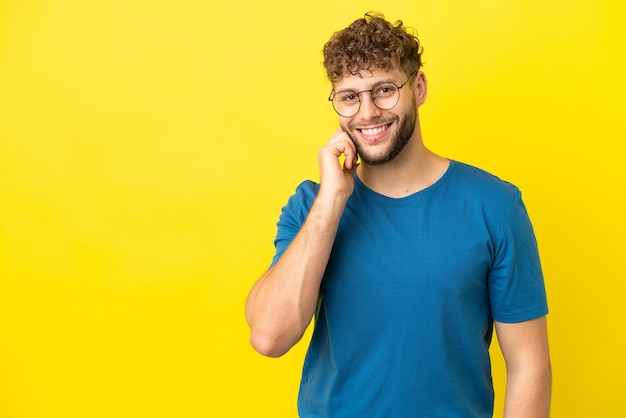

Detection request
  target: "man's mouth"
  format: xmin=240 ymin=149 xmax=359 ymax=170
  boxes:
xmin=357 ymin=123 xmax=392 ymax=140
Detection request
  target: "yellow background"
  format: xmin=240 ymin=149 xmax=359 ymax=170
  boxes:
xmin=1 ymin=0 xmax=624 ymax=417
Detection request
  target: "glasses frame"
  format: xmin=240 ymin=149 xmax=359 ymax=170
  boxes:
xmin=328 ymin=71 xmax=417 ymax=118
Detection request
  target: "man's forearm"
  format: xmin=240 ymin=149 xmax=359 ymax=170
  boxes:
xmin=503 ymin=364 xmax=552 ymax=418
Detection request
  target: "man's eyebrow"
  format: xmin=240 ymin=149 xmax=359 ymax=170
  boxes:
xmin=334 ymin=79 xmax=399 ymax=94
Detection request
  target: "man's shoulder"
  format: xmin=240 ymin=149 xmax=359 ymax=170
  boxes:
xmin=294 ymin=179 xmax=320 ymax=194
xmin=290 ymin=180 xmax=320 ymax=203
xmin=279 ymin=180 xmax=320 ymax=216
xmin=450 ymin=160 xmax=520 ymax=197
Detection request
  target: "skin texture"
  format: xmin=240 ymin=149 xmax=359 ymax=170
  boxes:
xmin=245 ymin=65 xmax=551 ymax=417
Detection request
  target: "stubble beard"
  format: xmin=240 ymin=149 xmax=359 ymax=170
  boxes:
xmin=345 ymin=99 xmax=418 ymax=166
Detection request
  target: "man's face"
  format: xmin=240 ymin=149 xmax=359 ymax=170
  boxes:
xmin=333 ymin=68 xmax=420 ymax=166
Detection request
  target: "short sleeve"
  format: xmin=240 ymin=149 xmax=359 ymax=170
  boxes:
xmin=270 ymin=181 xmax=319 ymax=267
xmin=488 ymin=192 xmax=549 ymax=323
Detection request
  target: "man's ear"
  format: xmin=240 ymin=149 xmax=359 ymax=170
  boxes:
xmin=415 ymin=71 xmax=427 ymax=105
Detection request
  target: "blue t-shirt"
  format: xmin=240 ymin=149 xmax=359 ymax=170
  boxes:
xmin=271 ymin=160 xmax=548 ymax=418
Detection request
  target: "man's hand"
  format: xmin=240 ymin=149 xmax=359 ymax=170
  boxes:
xmin=318 ymin=128 xmax=358 ymax=199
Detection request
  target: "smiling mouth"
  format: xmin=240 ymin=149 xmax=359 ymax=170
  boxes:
xmin=357 ymin=123 xmax=391 ymax=138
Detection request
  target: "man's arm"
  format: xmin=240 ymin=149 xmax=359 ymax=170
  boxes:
xmin=495 ymin=316 xmax=552 ymax=418
xmin=245 ymin=129 xmax=357 ymax=358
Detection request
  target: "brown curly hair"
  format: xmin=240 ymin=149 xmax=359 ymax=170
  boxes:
xmin=323 ymin=13 xmax=423 ymax=82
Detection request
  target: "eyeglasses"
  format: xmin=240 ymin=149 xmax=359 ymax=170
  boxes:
xmin=328 ymin=71 xmax=417 ymax=118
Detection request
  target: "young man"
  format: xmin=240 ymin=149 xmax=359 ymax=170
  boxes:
xmin=246 ymin=13 xmax=551 ymax=418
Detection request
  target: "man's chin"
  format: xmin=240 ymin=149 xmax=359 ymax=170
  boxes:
xmin=356 ymin=149 xmax=393 ymax=166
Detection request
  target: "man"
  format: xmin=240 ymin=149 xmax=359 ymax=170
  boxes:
xmin=246 ymin=13 xmax=551 ymax=418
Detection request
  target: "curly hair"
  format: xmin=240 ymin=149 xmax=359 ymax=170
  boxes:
xmin=323 ymin=13 xmax=423 ymax=82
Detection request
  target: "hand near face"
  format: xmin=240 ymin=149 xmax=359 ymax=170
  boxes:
xmin=317 ymin=127 xmax=358 ymax=200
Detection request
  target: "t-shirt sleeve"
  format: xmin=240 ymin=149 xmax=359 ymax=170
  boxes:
xmin=270 ymin=181 xmax=318 ymax=267
xmin=488 ymin=192 xmax=549 ymax=323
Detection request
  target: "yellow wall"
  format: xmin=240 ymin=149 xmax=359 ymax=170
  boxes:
xmin=1 ymin=0 xmax=624 ymax=416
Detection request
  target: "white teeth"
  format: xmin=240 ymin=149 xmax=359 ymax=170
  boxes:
xmin=361 ymin=125 xmax=387 ymax=136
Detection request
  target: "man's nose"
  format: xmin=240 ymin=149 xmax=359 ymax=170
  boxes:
xmin=357 ymin=92 xmax=381 ymax=119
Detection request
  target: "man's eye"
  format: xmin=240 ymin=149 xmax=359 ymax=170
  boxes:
xmin=339 ymin=93 xmax=358 ymax=103
xmin=374 ymin=85 xmax=397 ymax=96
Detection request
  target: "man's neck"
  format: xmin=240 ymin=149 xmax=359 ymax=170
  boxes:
xmin=356 ymin=140 xmax=449 ymax=198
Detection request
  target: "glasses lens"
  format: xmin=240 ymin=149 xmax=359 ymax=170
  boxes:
xmin=372 ymin=83 xmax=400 ymax=110
xmin=332 ymin=91 xmax=360 ymax=117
